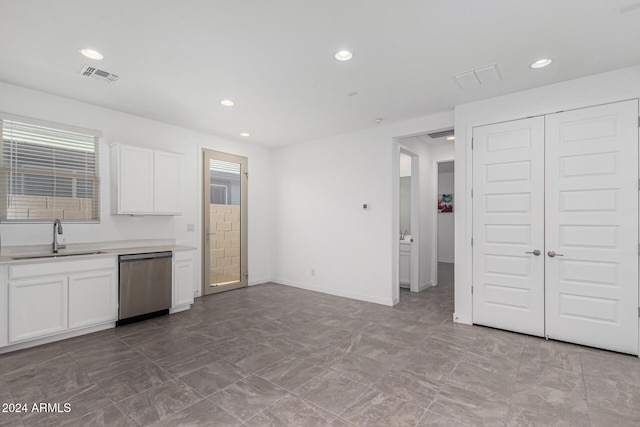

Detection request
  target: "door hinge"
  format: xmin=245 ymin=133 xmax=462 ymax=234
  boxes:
xmin=471 ymin=286 xmax=474 ymax=295
xmin=638 ymin=116 xmax=640 ymax=128
xmin=638 ymin=244 xmax=640 ymax=255
xmin=638 ymin=306 xmax=640 ymax=317
xmin=471 ymin=238 xmax=474 ymax=247
xmin=471 ymin=138 xmax=474 ymax=150
xmin=471 ymin=188 xmax=473 ymax=198
xmin=638 ymin=179 xmax=640 ymax=190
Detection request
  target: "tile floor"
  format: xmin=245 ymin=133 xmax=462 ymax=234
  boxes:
xmin=1 ymin=263 xmax=640 ymax=426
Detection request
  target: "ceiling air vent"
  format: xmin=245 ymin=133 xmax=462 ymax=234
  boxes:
xmin=79 ymin=65 xmax=119 ymax=83
xmin=427 ymin=129 xmax=454 ymax=139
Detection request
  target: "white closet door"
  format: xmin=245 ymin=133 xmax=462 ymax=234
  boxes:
xmin=545 ymin=100 xmax=639 ymax=355
xmin=472 ymin=117 xmax=545 ymax=336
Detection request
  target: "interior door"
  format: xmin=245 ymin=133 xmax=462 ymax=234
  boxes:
xmin=545 ymin=100 xmax=639 ymax=354
xmin=472 ymin=117 xmax=545 ymax=336
xmin=203 ymin=149 xmax=248 ymax=295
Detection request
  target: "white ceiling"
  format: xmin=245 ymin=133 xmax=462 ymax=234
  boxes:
xmin=1 ymin=0 xmax=639 ymax=147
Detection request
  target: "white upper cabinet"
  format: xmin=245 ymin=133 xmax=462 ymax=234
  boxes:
xmin=111 ymin=143 xmax=184 ymax=215
xmin=153 ymin=150 xmax=183 ymax=215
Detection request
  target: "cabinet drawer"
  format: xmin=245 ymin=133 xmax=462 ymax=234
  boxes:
xmin=9 ymin=256 xmax=116 ymax=280
xmin=173 ymin=250 xmax=194 ymax=262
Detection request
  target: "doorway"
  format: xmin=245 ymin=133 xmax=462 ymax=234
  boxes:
xmin=202 ymin=149 xmax=248 ymax=295
xmin=398 ymin=148 xmax=419 ymax=294
xmin=436 ymin=161 xmax=454 ymax=287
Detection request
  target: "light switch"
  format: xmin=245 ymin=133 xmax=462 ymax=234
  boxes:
xmin=187 ymin=224 xmax=195 ymax=232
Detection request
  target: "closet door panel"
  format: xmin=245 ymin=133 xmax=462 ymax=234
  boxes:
xmin=472 ymin=117 xmax=545 ymax=336
xmin=545 ymin=100 xmax=639 ymax=355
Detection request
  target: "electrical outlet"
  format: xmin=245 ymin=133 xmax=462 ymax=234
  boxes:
xmin=310 ymin=268 xmax=315 ymax=276
xmin=187 ymin=224 xmax=195 ymax=232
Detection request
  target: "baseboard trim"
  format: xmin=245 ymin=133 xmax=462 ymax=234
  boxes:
xmin=438 ymin=258 xmax=454 ymax=264
xmin=417 ymin=281 xmax=432 ymax=292
xmin=274 ymin=278 xmax=395 ymax=306
xmin=453 ymin=313 xmax=472 ymax=325
xmin=249 ymin=278 xmax=271 ymax=286
xmin=0 ymin=322 xmax=115 ymax=354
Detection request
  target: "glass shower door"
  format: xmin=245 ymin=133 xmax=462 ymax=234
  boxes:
xmin=203 ymin=149 xmax=248 ymax=295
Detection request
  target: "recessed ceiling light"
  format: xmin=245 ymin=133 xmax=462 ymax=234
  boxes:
xmin=334 ymin=50 xmax=354 ymax=62
xmin=240 ymin=132 xmax=250 ymax=137
xmin=446 ymin=136 xmax=455 ymax=141
xmin=79 ymin=49 xmax=103 ymax=60
xmin=373 ymin=118 xmax=383 ymax=124
xmin=220 ymin=99 xmax=235 ymax=107
xmin=530 ymin=58 xmax=552 ymax=69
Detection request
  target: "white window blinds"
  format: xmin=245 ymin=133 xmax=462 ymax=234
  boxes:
xmin=0 ymin=115 xmax=100 ymax=222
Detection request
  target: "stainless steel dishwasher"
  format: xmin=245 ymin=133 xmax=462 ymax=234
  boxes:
xmin=118 ymin=251 xmax=172 ymax=325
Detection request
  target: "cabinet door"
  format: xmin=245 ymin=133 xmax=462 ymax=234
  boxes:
xmin=9 ymin=277 xmax=68 ymax=342
xmin=68 ymin=270 xmax=117 ymax=329
xmin=399 ymin=246 xmax=410 ymax=285
xmin=119 ymin=145 xmax=154 ymax=213
xmin=154 ymin=150 xmax=183 ymax=214
xmin=173 ymin=255 xmax=195 ymax=307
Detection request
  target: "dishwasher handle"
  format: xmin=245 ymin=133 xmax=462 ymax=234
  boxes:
xmin=119 ymin=251 xmax=173 ymax=262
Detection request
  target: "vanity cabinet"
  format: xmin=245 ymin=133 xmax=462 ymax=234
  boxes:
xmin=6 ymin=257 xmax=117 ymax=344
xmin=399 ymin=242 xmax=411 ymax=287
xmin=111 ymin=143 xmax=183 ymax=215
xmin=173 ymin=250 xmax=195 ymax=310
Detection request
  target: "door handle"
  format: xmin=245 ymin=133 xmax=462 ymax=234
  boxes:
xmin=547 ymin=250 xmax=564 ymax=258
xmin=525 ymin=249 xmax=541 ymax=256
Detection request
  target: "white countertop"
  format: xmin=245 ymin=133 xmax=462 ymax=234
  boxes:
xmin=0 ymin=240 xmax=196 ymax=265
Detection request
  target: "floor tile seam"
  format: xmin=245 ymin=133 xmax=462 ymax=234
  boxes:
xmin=10 ymin=365 xmax=101 ymax=406
xmin=2 ymin=351 xmax=71 ymax=379
xmin=237 ymin=391 xmax=304 ymax=424
xmin=116 ymin=376 xmax=208 ymax=421
xmin=368 ymin=376 xmax=435 ymax=413
xmin=323 ymin=365 xmax=379 ymax=388
xmin=57 ymin=401 xmax=128 ymax=427
xmin=95 ymin=362 xmax=178 ymax=405
xmin=0 ymin=373 xmax=19 ymax=407
xmin=336 ymin=385 xmax=377 ymax=420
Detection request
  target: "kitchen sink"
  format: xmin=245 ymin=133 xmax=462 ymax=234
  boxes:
xmin=11 ymin=251 xmax=108 ymax=260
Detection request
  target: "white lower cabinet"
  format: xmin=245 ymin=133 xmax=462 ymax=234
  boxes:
xmin=173 ymin=251 xmax=195 ymax=308
xmin=399 ymin=243 xmax=410 ymax=286
xmin=9 ymin=276 xmax=68 ymax=343
xmin=68 ymin=270 xmax=117 ymax=330
xmin=6 ymin=257 xmax=117 ymax=345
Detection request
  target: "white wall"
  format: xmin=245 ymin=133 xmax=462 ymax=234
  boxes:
xmin=437 ymin=169 xmax=454 ymax=263
xmin=272 ymin=111 xmax=454 ymax=305
xmin=0 ymin=82 xmax=273 ymax=291
xmin=399 ymin=153 xmax=412 ymax=177
xmin=453 ymin=64 xmax=640 ymax=325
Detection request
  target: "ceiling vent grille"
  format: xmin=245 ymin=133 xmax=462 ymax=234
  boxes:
xmin=427 ymin=129 xmax=454 ymax=139
xmin=79 ymin=65 xmax=119 ymax=83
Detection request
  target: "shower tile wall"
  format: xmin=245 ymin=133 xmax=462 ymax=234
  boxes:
xmin=209 ymin=204 xmax=241 ymax=284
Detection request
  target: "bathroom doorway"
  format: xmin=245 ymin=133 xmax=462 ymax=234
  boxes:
xmin=399 ymin=148 xmax=419 ymax=294
xmin=202 ymin=149 xmax=248 ymax=295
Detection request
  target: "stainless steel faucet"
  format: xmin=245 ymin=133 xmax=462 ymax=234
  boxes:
xmin=52 ymin=218 xmax=66 ymax=253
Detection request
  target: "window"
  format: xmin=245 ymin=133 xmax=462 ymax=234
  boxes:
xmin=0 ymin=114 xmax=100 ymax=222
